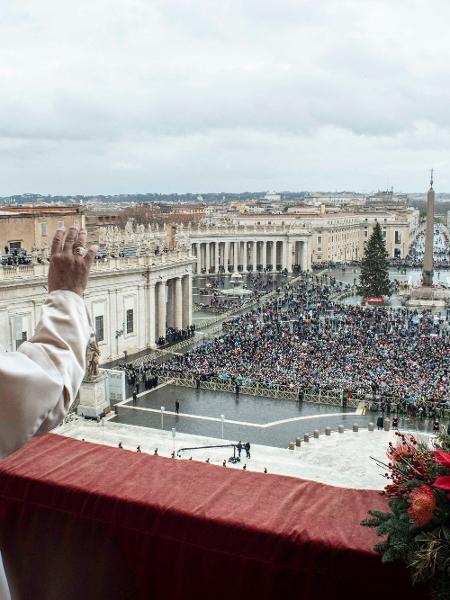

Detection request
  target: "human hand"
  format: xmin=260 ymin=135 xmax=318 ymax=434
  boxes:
xmin=48 ymin=226 xmax=98 ymax=296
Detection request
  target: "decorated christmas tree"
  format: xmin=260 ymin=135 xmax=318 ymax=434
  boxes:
xmin=358 ymin=222 xmax=392 ymax=297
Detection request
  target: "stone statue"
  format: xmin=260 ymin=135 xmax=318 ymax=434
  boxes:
xmin=86 ymin=333 xmax=100 ymax=380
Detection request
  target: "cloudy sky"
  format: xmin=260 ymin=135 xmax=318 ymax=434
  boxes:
xmin=1 ymin=0 xmax=450 ymax=195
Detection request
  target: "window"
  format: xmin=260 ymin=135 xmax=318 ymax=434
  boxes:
xmin=9 ymin=241 xmax=21 ymax=250
xmin=95 ymin=315 xmax=104 ymax=342
xmin=14 ymin=316 xmax=27 ymax=350
xmin=40 ymin=222 xmax=48 ymax=236
xmin=126 ymin=309 xmax=134 ymax=334
xmin=16 ymin=331 xmax=27 ymax=350
xmin=395 ymin=230 xmax=401 ymax=244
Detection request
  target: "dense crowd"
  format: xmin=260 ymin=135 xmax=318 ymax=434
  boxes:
xmin=195 ymin=272 xmax=290 ymax=313
xmin=161 ymin=273 xmax=450 ymax=406
xmin=157 ymin=325 xmax=195 ymax=347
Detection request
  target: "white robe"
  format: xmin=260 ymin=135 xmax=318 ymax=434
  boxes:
xmin=0 ymin=290 xmax=91 ymax=599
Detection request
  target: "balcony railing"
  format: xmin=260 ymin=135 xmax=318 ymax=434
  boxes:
xmin=0 ymin=250 xmax=194 ymax=281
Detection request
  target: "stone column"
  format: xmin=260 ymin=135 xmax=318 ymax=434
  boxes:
xmin=166 ymin=279 xmax=174 ymax=328
xmin=242 ymin=241 xmax=248 ymax=272
xmin=205 ymin=242 xmax=210 ymax=274
xmin=253 ymin=241 xmax=258 ymax=271
xmin=182 ymin=275 xmax=192 ymax=329
xmin=196 ymin=243 xmax=202 ymax=274
xmin=149 ymin=284 xmax=156 ymax=348
xmin=262 ymin=241 xmax=267 ymax=270
xmin=270 ymin=241 xmax=276 ymax=271
xmin=156 ymin=281 xmax=166 ymax=339
xmin=281 ymin=241 xmax=287 ymax=270
xmin=224 ymin=241 xmax=229 ymax=273
xmin=304 ymin=239 xmax=312 ymax=271
xmin=286 ymin=240 xmax=293 ymax=272
xmin=214 ymin=242 xmax=220 ymax=273
xmin=174 ymin=277 xmax=183 ymax=330
xmin=423 ymin=178 xmax=435 ymax=287
xmin=233 ymin=241 xmax=239 ymax=271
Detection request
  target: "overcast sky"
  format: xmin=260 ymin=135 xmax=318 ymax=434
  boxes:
xmin=1 ymin=0 xmax=450 ymax=195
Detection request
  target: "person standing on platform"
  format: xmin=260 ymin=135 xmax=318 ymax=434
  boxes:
xmin=175 ymin=400 xmax=180 ymax=414
xmin=132 ymin=389 xmax=138 ymax=405
xmin=245 ymin=442 xmax=251 ymax=459
xmin=237 ymin=441 xmax=243 ymax=458
xmin=0 ymin=225 xmax=97 ymax=600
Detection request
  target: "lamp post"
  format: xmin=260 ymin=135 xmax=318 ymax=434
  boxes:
xmin=172 ymin=427 xmax=176 ymax=451
xmin=221 ymin=414 xmax=225 ymax=439
xmin=161 ymin=406 xmax=165 ymax=430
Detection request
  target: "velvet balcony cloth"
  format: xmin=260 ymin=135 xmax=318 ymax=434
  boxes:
xmin=0 ymin=434 xmax=428 ymax=600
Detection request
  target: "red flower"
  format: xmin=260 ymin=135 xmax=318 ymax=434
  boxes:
xmin=387 ymin=442 xmax=414 ymax=463
xmin=435 ymin=451 xmax=450 ymax=469
xmin=433 ymin=451 xmax=450 ymax=498
xmin=408 ymin=485 xmax=436 ymax=527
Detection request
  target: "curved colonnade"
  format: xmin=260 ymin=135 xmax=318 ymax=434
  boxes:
xmin=188 ymin=226 xmax=311 ymax=274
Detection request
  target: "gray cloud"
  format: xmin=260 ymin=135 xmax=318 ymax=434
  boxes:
xmin=1 ymin=0 xmax=450 ymax=193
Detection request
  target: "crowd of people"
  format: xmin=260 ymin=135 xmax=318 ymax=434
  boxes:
xmin=194 ymin=272 xmax=291 ymax=314
xmin=158 ymin=272 xmax=450 ymax=407
xmin=156 ymin=325 xmax=195 ymax=347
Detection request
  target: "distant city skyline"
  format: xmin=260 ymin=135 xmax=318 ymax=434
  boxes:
xmin=2 ymin=1 xmax=450 ymax=195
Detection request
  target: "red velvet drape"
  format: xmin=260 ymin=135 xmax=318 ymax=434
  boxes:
xmin=0 ymin=435 xmax=428 ymax=600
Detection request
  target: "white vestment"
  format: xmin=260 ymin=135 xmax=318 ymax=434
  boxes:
xmin=0 ymin=290 xmax=91 ymax=599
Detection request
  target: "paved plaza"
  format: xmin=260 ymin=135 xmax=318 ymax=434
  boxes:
xmin=57 ymin=416 xmax=432 ymax=490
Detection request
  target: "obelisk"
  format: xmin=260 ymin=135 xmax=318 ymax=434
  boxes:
xmin=422 ymin=170 xmax=434 ymax=287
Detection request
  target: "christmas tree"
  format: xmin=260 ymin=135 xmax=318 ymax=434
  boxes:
xmin=358 ymin=222 xmax=392 ymax=297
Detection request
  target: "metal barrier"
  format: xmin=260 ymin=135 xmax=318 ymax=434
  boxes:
xmin=154 ymin=374 xmax=360 ymax=406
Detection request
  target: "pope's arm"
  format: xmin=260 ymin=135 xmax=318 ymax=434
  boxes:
xmin=0 ymin=290 xmax=90 ymax=459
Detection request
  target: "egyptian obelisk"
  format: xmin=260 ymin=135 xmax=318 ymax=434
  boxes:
xmin=422 ymin=170 xmax=434 ymax=287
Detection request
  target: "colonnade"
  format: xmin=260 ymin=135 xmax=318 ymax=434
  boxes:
xmin=151 ymin=274 xmax=192 ymax=345
xmin=191 ymin=239 xmax=309 ymax=275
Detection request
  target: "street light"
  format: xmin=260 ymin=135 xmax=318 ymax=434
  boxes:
xmin=161 ymin=406 xmax=165 ymax=430
xmin=221 ymin=414 xmax=225 ymax=439
xmin=172 ymin=427 xmax=176 ymax=451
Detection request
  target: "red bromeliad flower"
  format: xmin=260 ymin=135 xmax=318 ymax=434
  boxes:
xmin=387 ymin=441 xmax=415 ymax=463
xmin=408 ymin=485 xmax=436 ymax=527
xmin=433 ymin=451 xmax=450 ymax=498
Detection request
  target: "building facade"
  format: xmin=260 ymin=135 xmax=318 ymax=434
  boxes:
xmin=0 ymin=250 xmax=194 ymax=362
xmin=184 ymin=224 xmax=311 ymax=273
xmin=233 ymin=206 xmax=420 ymax=263
xmin=0 ymin=206 xmax=85 ymax=254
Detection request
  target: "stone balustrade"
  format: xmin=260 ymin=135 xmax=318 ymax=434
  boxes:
xmin=0 ymin=249 xmax=192 ymax=281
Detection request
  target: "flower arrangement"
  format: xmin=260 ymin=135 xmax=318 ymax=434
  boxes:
xmin=362 ymin=430 xmax=450 ymax=600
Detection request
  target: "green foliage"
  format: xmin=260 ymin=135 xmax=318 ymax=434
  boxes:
xmin=361 ymin=433 xmax=450 ymax=600
xmin=357 ymin=222 xmax=392 ymax=297
xmin=434 ymin=431 xmax=450 ymax=453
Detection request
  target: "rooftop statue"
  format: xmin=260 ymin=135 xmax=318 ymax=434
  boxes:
xmin=86 ymin=333 xmax=101 ymax=381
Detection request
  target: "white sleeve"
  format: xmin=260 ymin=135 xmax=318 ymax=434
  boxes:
xmin=0 ymin=290 xmax=91 ymax=459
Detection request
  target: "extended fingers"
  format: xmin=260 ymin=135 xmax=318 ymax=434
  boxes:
xmin=63 ymin=225 xmax=80 ymax=255
xmin=75 ymin=228 xmax=87 ymax=248
xmin=84 ymin=244 xmax=98 ymax=268
xmin=51 ymin=229 xmax=65 ymax=256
